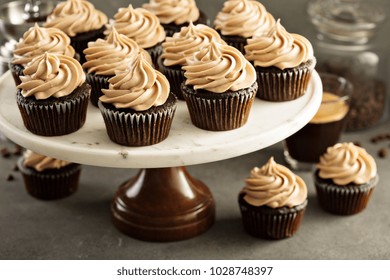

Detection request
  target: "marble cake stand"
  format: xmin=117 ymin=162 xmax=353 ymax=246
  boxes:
xmin=0 ymin=71 xmax=322 ymax=242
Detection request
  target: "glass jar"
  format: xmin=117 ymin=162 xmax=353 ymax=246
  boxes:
xmin=307 ymin=0 xmax=388 ymax=131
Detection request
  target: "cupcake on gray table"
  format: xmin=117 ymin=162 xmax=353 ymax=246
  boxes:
xmin=239 ymin=157 xmax=308 ymax=239
xmin=315 ymin=142 xmax=379 ymax=215
xmin=18 ymin=150 xmax=82 ymax=200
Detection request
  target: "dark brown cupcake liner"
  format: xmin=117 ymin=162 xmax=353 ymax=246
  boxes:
xmin=145 ymin=42 xmax=163 ymax=68
xmin=238 ymin=194 xmax=307 ymax=239
xmin=181 ymin=82 xmax=257 ymax=131
xmin=9 ymin=62 xmax=24 ymax=87
xmin=314 ymin=170 xmax=378 ymax=215
xmin=98 ymin=93 xmax=177 ymax=146
xmin=157 ymin=56 xmax=185 ymax=100
xmin=85 ymin=73 xmax=112 ymax=107
xmin=162 ymin=10 xmax=209 ymax=37
xmin=18 ymin=157 xmax=81 ymax=200
xmin=71 ymin=26 xmax=106 ymax=64
xmin=218 ymin=33 xmax=247 ymax=54
xmin=16 ymin=83 xmax=91 ymax=136
xmin=254 ymin=58 xmax=316 ymax=101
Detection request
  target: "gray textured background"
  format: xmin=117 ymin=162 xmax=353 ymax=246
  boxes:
xmin=0 ymin=0 xmax=390 ymax=259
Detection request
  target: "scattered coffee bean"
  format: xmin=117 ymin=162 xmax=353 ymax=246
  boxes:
xmin=1 ymin=147 xmax=11 ymax=158
xmin=13 ymin=164 xmax=19 ymax=172
xmin=13 ymin=145 xmax=23 ymax=156
xmin=6 ymin=174 xmax=14 ymax=181
xmin=378 ymin=147 xmax=388 ymax=159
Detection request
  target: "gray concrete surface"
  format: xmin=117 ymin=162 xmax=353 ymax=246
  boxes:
xmin=0 ymin=0 xmax=390 ymax=260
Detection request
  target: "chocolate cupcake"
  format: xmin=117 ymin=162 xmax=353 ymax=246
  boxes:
xmin=214 ymin=0 xmax=275 ymax=53
xmin=18 ymin=150 xmax=81 ymax=200
xmin=98 ymin=52 xmax=177 ymax=147
xmin=245 ymin=20 xmax=316 ymax=101
xmin=83 ymin=28 xmax=152 ymax=107
xmin=314 ymin=143 xmax=379 ymax=215
xmin=106 ymin=5 xmax=165 ymax=66
xmin=239 ymin=157 xmax=308 ymax=239
xmin=157 ymin=22 xmax=225 ymax=99
xmin=44 ymin=0 xmax=108 ymax=64
xmin=182 ymin=41 xmax=257 ymax=131
xmin=10 ymin=23 xmax=76 ymax=87
xmin=16 ymin=53 xmax=90 ymax=136
xmin=142 ymin=0 xmax=209 ymax=37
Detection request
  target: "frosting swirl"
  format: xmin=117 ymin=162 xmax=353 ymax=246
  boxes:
xmin=13 ymin=24 xmax=75 ymax=66
xmin=17 ymin=52 xmax=86 ymax=100
xmin=83 ymin=28 xmax=151 ymax=76
xmin=241 ymin=157 xmax=307 ymax=208
xmin=214 ymin=0 xmax=275 ymax=38
xmin=100 ymin=52 xmax=170 ymax=111
xmin=317 ymin=143 xmax=377 ymax=185
xmin=183 ymin=41 xmax=256 ymax=93
xmin=107 ymin=5 xmax=165 ymax=49
xmin=161 ymin=23 xmax=225 ymax=67
xmin=44 ymin=0 xmax=108 ymax=37
xmin=142 ymin=0 xmax=200 ymax=25
xmin=24 ymin=150 xmax=72 ymax=172
xmin=245 ymin=19 xmax=314 ymax=70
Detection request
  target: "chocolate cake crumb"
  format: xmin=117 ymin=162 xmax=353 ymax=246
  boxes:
xmin=378 ymin=147 xmax=388 ymax=159
xmin=6 ymin=174 xmax=14 ymax=181
xmin=1 ymin=148 xmax=11 ymax=158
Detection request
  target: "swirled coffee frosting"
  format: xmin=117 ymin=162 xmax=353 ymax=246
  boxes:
xmin=107 ymin=5 xmax=165 ymax=49
xmin=241 ymin=157 xmax=307 ymax=208
xmin=183 ymin=41 xmax=256 ymax=93
xmin=245 ymin=19 xmax=314 ymax=70
xmin=100 ymin=52 xmax=169 ymax=111
xmin=317 ymin=143 xmax=377 ymax=185
xmin=214 ymin=0 xmax=275 ymax=38
xmin=17 ymin=52 xmax=86 ymax=100
xmin=161 ymin=22 xmax=225 ymax=67
xmin=83 ymin=28 xmax=151 ymax=76
xmin=142 ymin=0 xmax=200 ymax=25
xmin=44 ymin=0 xmax=107 ymax=37
xmin=13 ymin=24 xmax=75 ymax=66
xmin=24 ymin=150 xmax=72 ymax=172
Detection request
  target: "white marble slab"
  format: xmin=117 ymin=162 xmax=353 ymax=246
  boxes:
xmin=0 ymin=71 xmax=322 ymax=168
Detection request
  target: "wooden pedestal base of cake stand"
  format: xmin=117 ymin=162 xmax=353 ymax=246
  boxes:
xmin=0 ymin=70 xmax=322 ymax=242
xmin=111 ymin=167 xmax=215 ymax=242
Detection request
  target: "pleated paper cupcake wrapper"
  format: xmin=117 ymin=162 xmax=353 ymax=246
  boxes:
xmin=314 ymin=175 xmax=378 ymax=215
xmin=239 ymin=198 xmax=308 ymax=239
xmin=182 ymin=86 xmax=257 ymax=131
xmin=86 ymin=73 xmax=110 ymax=107
xmin=9 ymin=63 xmax=24 ymax=87
xmin=20 ymin=161 xmax=82 ymax=200
xmin=220 ymin=35 xmax=247 ymax=54
xmin=16 ymin=91 xmax=89 ymax=136
xmin=99 ymin=102 xmax=177 ymax=146
xmin=157 ymin=58 xmax=185 ymax=100
xmin=145 ymin=43 xmax=163 ymax=68
xmin=255 ymin=65 xmax=314 ymax=101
